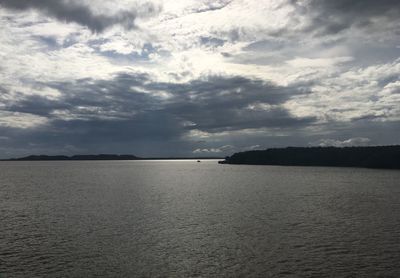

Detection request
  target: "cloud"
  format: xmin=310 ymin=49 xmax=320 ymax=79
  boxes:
xmin=311 ymin=137 xmax=371 ymax=147
xmin=0 ymin=0 xmax=160 ymax=32
xmin=193 ymin=144 xmax=234 ymax=154
xmin=243 ymin=145 xmax=261 ymax=151
xmin=0 ymin=0 xmax=399 ymax=158
xmin=5 ymin=73 xmax=314 ymax=130
xmin=188 ymin=0 xmax=232 ymax=14
xmin=0 ymin=111 xmax=48 ymax=129
xmin=292 ymin=0 xmax=400 ymax=35
xmin=0 ymin=73 xmax=316 ymax=157
xmin=158 ymin=76 xmax=315 ymax=132
xmin=286 ymin=57 xmax=354 ymax=68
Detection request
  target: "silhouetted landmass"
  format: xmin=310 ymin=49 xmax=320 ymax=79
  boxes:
xmin=3 ymin=154 xmax=222 ymax=161
xmin=7 ymin=154 xmax=140 ymax=161
xmin=219 ymin=146 xmax=400 ymax=169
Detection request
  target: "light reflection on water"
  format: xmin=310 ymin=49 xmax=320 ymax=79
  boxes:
xmin=1 ymin=161 xmax=400 ymax=277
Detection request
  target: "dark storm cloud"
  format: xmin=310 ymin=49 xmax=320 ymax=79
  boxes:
xmin=7 ymin=74 xmax=314 ymax=131
xmin=0 ymin=73 xmax=316 ymax=156
xmin=292 ymin=0 xmax=400 ymax=35
xmin=0 ymin=0 xmax=160 ymax=32
xmin=307 ymin=0 xmax=400 ymax=17
xmin=153 ymin=76 xmax=315 ymax=132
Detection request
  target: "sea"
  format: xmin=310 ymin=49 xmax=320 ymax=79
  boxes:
xmin=1 ymin=160 xmax=400 ymax=277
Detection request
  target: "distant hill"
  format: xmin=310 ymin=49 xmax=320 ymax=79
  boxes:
xmin=7 ymin=154 xmax=140 ymax=161
xmin=219 ymin=146 xmax=400 ymax=169
xmin=3 ymin=154 xmax=223 ymax=161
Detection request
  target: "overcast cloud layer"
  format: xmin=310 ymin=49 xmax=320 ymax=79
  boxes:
xmin=0 ymin=0 xmax=399 ymax=158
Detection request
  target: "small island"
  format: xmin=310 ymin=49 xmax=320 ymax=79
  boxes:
xmin=219 ymin=146 xmax=400 ymax=169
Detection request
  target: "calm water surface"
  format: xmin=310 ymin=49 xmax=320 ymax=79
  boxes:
xmin=1 ymin=161 xmax=400 ymax=277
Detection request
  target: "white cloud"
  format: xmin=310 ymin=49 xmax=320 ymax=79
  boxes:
xmin=243 ymin=145 xmax=261 ymax=151
xmin=0 ymin=111 xmax=48 ymax=128
xmin=193 ymin=144 xmax=234 ymax=154
xmin=286 ymin=56 xmax=354 ymax=68
xmin=311 ymin=137 xmax=371 ymax=147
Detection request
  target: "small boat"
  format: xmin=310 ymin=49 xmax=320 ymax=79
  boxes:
xmin=197 ymin=160 xmax=201 ymax=162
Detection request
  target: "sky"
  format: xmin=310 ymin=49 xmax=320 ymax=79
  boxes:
xmin=0 ymin=0 xmax=399 ymax=158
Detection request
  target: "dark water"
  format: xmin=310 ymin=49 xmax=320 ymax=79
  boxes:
xmin=1 ymin=161 xmax=400 ymax=277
